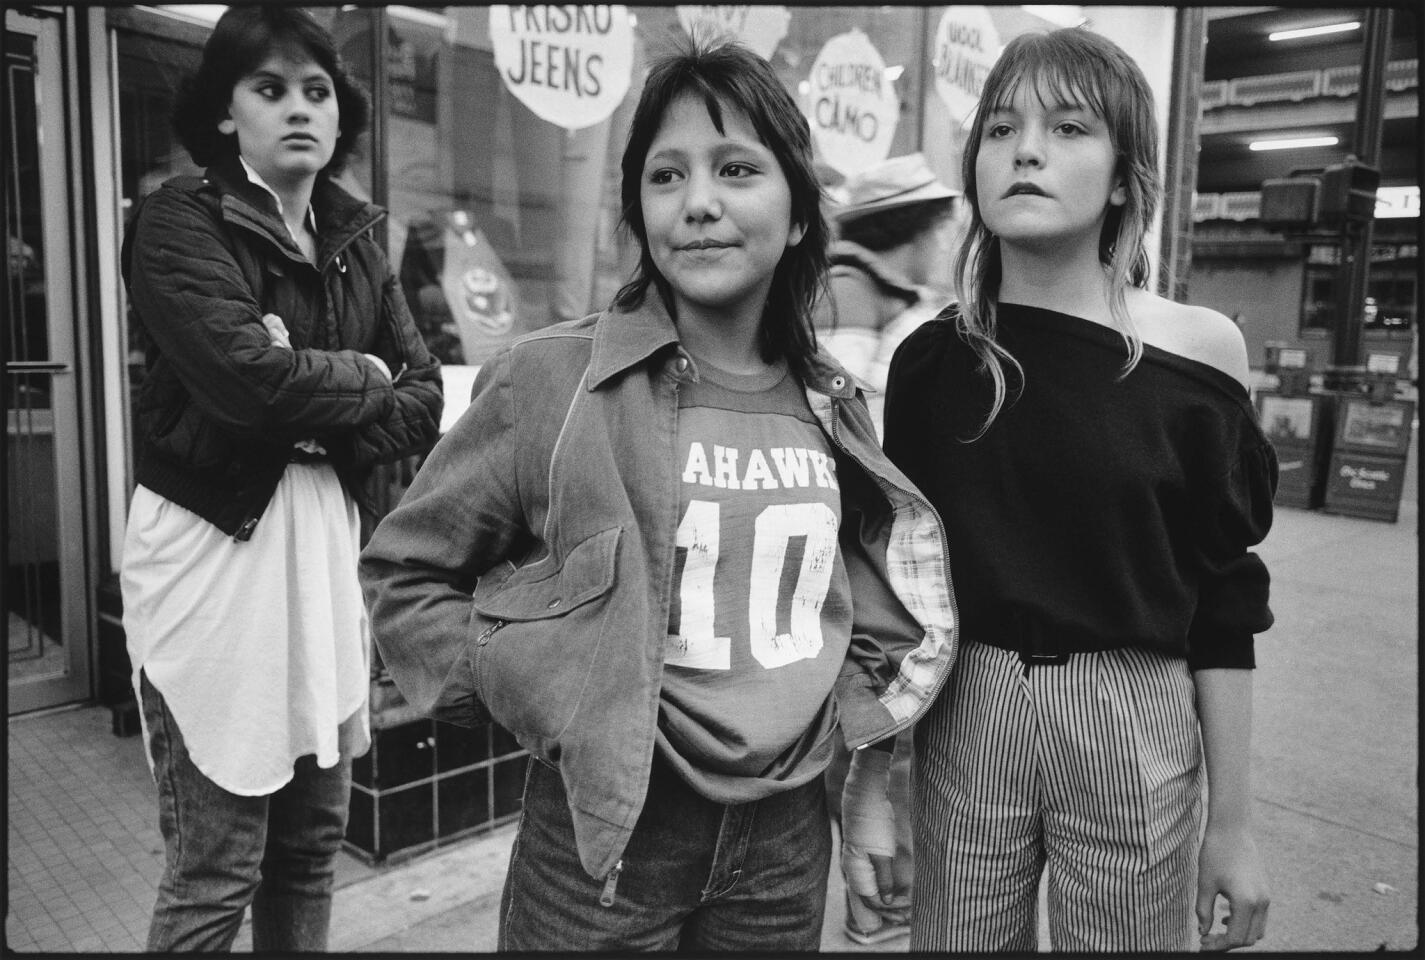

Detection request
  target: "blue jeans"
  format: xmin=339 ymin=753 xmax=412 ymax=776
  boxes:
xmin=140 ymin=671 xmax=352 ymax=952
xmin=499 ymin=753 xmax=831 ymax=951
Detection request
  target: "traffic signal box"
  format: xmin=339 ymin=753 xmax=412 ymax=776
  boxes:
xmin=1322 ymin=394 xmax=1416 ymax=522
xmin=1260 ymin=158 xmax=1381 ymax=232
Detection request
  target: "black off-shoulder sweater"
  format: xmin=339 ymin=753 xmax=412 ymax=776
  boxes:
xmin=884 ymin=303 xmax=1278 ymax=670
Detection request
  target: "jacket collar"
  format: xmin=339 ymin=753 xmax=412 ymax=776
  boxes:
xmin=585 ymin=291 xmax=857 ymax=399
xmin=587 ymin=295 xmax=681 ymax=390
xmin=204 ymin=155 xmax=383 ymax=269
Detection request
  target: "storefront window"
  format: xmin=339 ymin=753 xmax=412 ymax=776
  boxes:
xmin=381 ymin=6 xmax=628 ymax=369
xmin=379 ymin=4 xmax=1039 ymax=393
xmin=1301 ymin=241 xmax=1417 ymax=334
xmin=112 ymin=4 xmax=1090 ymax=421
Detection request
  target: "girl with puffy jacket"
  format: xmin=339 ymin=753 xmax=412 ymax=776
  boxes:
xmin=120 ymin=7 xmax=441 ymax=951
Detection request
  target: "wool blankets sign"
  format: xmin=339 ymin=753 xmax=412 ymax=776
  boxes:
xmin=807 ymin=30 xmax=898 ymax=178
xmin=932 ymin=6 xmax=1001 ymax=123
xmin=489 ymin=5 xmax=633 ymax=130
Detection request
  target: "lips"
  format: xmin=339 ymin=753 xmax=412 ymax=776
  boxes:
xmin=1003 ymin=182 xmax=1048 ymax=198
xmin=283 ymin=133 xmax=318 ymax=144
xmin=678 ymin=239 xmax=734 ymax=251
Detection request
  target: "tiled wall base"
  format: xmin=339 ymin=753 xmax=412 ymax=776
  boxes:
xmin=346 ymin=708 xmax=528 ymax=864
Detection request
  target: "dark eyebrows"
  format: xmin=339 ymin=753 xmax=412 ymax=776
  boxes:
xmin=644 ymin=147 xmax=684 ymax=167
xmin=644 ymin=139 xmax=768 ymax=168
xmin=711 ymin=140 xmax=767 ymax=161
xmin=241 ymin=68 xmax=332 ymax=86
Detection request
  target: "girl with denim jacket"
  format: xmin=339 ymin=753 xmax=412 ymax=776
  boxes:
xmin=858 ymin=27 xmax=1275 ymax=952
xmin=120 ymin=7 xmax=441 ymax=951
xmin=360 ymin=39 xmax=957 ymax=952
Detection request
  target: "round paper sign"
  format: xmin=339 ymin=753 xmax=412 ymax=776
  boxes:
xmin=807 ymin=30 xmax=898 ymax=178
xmin=675 ymin=6 xmax=790 ymax=60
xmin=488 ymin=5 xmax=634 ymax=130
xmin=933 ymin=6 xmax=1001 ymax=123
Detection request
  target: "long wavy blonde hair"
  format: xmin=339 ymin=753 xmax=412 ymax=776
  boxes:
xmin=953 ymin=27 xmax=1161 ymax=436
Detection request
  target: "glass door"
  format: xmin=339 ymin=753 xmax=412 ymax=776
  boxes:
xmin=6 ymin=8 xmax=91 ymax=713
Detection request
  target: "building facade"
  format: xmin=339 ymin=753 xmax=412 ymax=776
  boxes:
xmin=1188 ymin=6 xmax=1419 ymax=377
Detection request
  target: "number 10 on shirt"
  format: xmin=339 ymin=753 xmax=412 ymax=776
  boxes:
xmin=667 ymin=499 xmax=838 ymax=671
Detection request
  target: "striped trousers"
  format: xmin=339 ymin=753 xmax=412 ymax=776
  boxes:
xmin=912 ymin=640 xmax=1204 ymax=952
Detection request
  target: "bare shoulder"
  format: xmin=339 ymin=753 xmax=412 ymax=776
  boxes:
xmin=1128 ymin=290 xmax=1250 ymax=389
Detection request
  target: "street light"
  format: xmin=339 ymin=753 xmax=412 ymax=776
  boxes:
xmin=1268 ymin=22 xmax=1360 ymax=42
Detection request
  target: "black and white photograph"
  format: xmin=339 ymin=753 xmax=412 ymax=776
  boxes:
xmin=5 ymin=3 xmax=1417 ymax=954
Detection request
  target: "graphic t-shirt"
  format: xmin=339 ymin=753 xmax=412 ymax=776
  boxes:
xmin=656 ymin=355 xmax=852 ymax=803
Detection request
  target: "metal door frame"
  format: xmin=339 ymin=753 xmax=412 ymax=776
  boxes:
xmin=6 ymin=7 xmax=93 ymax=713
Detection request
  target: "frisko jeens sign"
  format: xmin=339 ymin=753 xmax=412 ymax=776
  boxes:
xmin=489 ymin=5 xmax=634 ymax=130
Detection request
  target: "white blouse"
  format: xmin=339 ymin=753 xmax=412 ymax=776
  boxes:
xmin=122 ymin=463 xmax=371 ymax=796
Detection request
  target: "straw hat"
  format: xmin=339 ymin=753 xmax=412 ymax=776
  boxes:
xmin=833 ymin=153 xmax=959 ymax=222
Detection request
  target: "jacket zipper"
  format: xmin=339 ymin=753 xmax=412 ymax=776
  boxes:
xmin=599 ymin=859 xmax=623 ymax=907
xmin=477 ymin=619 xmax=506 ymax=644
xmin=226 ymin=199 xmax=381 ymax=274
xmin=823 ymin=392 xmax=961 ymax=741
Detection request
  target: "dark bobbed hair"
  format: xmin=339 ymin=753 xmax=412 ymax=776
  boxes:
xmin=953 ymin=26 xmax=1161 ymax=435
xmin=613 ymin=39 xmax=829 ymax=380
xmin=172 ymin=6 xmax=370 ymax=174
xmin=837 ymin=197 xmax=956 ymax=253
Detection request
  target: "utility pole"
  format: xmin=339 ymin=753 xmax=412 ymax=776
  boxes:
xmin=1329 ymin=7 xmax=1392 ymax=376
xmin=1158 ymin=8 xmax=1206 ymax=304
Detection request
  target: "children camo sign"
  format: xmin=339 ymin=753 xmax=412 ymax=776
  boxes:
xmin=807 ymin=30 xmax=899 ymax=177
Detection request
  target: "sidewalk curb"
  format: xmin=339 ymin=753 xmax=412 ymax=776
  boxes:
xmin=330 ymin=827 xmax=516 ymax=951
xmin=229 ymin=825 xmax=516 ymax=952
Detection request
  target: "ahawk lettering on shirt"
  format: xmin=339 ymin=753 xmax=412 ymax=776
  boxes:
xmin=681 ymin=442 xmax=840 ymax=491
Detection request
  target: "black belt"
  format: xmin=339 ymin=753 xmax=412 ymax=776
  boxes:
xmin=976 ymin=634 xmax=1071 ymax=667
xmin=972 ymin=609 xmax=1122 ymax=669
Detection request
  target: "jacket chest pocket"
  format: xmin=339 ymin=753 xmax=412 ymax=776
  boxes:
xmin=260 ymin=259 xmax=331 ymax=348
xmin=466 ymin=526 xmax=622 ymax=744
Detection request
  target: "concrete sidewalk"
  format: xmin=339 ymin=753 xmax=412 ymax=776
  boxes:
xmin=7 ymin=431 xmax=1418 ymax=953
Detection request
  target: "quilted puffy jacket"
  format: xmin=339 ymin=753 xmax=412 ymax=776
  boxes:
xmin=121 ymin=157 xmax=442 ymax=539
xmin=360 ymin=295 xmax=960 ymax=882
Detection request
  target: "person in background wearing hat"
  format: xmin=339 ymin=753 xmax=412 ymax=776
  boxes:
xmin=814 ymin=153 xmax=958 ymax=947
xmin=814 ymin=153 xmax=960 ymax=436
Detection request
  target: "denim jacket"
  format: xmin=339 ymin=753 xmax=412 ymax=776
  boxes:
xmin=359 ymin=296 xmax=958 ymax=881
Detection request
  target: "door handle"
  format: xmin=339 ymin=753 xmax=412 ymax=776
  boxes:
xmin=4 ymin=362 xmax=70 ymax=373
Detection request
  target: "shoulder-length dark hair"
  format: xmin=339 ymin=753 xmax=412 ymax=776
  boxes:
xmin=613 ymin=39 xmax=829 ymax=380
xmin=954 ymin=26 xmax=1161 ymax=435
xmin=173 ymin=6 xmax=370 ymax=175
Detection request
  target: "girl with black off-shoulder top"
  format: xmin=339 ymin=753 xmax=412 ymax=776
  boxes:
xmin=838 ymin=27 xmax=1277 ymax=954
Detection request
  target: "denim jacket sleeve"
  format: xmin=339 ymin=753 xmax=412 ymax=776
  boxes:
xmin=818 ymin=384 xmax=960 ymax=750
xmin=359 ymin=347 xmax=528 ymax=724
